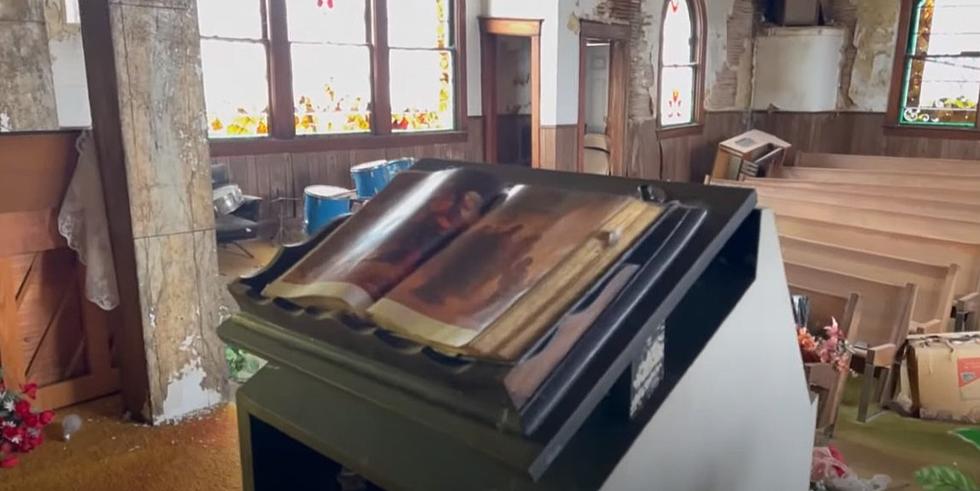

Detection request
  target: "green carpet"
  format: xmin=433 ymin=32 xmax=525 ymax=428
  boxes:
xmin=832 ymin=379 xmax=980 ymax=489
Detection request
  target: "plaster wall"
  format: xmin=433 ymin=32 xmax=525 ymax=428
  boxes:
xmin=752 ymin=27 xmax=845 ymax=112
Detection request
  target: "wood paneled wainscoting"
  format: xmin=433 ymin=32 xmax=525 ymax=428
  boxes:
xmin=753 ymin=112 xmax=980 ymax=161
xmin=211 ymin=117 xmax=484 ymax=222
xmin=540 ymin=125 xmax=579 ymax=172
xmin=626 ymin=112 xmax=751 ymax=182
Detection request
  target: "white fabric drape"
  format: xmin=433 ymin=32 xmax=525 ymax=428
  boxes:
xmin=58 ymin=131 xmax=119 ymax=311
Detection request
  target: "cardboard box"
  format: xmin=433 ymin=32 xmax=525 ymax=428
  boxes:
xmin=904 ymin=332 xmax=980 ymax=423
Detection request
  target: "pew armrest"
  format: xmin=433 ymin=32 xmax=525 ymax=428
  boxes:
xmin=852 ymin=343 xmax=898 ymax=367
xmin=955 ymin=292 xmax=979 ymax=332
xmin=910 ymin=318 xmax=944 ymax=335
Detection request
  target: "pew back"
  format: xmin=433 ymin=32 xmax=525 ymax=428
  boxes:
xmin=775 ymin=215 xmax=980 ymax=299
xmin=758 ymin=195 xmax=980 ymax=245
xmin=784 ymin=262 xmax=916 ymax=348
xmin=781 ymin=235 xmax=957 ymax=328
xmin=778 ymin=167 xmax=980 ymax=192
xmin=743 ymin=177 xmax=980 ymax=206
xmin=714 ymin=178 xmax=980 ymax=223
xmin=797 ymin=153 xmax=980 ymax=177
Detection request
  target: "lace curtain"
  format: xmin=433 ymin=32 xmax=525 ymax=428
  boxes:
xmin=58 ymin=131 xmax=119 ymax=311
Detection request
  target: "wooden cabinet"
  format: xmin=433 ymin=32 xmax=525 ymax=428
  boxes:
xmin=0 ymin=131 xmax=118 ymax=409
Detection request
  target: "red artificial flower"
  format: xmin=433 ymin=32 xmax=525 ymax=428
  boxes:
xmin=20 ymin=383 xmax=37 ymax=400
xmin=13 ymin=400 xmax=31 ymax=418
xmin=0 ymin=455 xmax=18 ymax=468
xmin=22 ymin=414 xmax=38 ymax=429
xmin=2 ymin=426 xmax=19 ymax=441
xmin=39 ymin=410 xmax=54 ymax=426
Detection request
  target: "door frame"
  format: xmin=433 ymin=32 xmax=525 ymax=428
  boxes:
xmin=577 ymin=20 xmax=630 ymax=176
xmin=479 ymin=17 xmax=542 ymax=167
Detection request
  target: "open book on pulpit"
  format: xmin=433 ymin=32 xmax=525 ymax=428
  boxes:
xmin=262 ymin=167 xmax=664 ymax=361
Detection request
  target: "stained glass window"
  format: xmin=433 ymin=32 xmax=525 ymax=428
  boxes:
xmin=287 ymin=1 xmax=372 ymax=135
xmin=198 ymin=0 xmax=270 ymax=138
xmin=658 ymin=0 xmax=702 ymax=129
xmin=388 ymin=0 xmax=455 ymax=132
xmin=898 ymin=0 xmax=980 ymax=128
xmin=197 ymin=0 xmax=463 ymax=142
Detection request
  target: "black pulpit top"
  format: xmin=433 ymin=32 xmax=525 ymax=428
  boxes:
xmin=219 ymin=159 xmax=757 ymax=481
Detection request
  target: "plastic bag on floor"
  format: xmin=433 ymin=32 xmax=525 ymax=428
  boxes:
xmin=811 ymin=446 xmax=891 ymax=491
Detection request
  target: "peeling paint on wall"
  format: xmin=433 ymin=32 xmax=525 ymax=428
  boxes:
xmin=845 ymin=0 xmax=899 ymax=111
xmin=157 ymin=359 xmax=223 ymax=424
xmin=705 ymin=0 xmax=755 ymax=110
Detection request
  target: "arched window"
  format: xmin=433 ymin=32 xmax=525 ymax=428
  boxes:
xmin=657 ymin=0 xmax=705 ymax=132
xmin=888 ymin=0 xmax=980 ymax=135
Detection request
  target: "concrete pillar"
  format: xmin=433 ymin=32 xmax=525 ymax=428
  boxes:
xmin=0 ymin=0 xmax=58 ymax=131
xmin=79 ymin=0 xmax=228 ymax=423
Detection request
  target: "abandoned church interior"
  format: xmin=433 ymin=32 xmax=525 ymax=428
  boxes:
xmin=0 ymin=0 xmax=979 ymax=489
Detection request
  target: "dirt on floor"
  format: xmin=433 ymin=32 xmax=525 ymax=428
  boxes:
xmin=0 ymin=396 xmax=241 ymax=491
xmin=831 ymin=380 xmax=980 ymax=490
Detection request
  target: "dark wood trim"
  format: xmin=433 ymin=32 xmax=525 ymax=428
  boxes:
xmin=454 ymin=0 xmax=468 ymax=134
xmin=884 ymin=0 xmax=980 ymax=137
xmin=480 ymin=29 xmax=498 ymax=163
xmin=579 ymin=19 xmax=629 ymax=40
xmin=577 ymin=33 xmax=587 ymax=172
xmin=479 ymin=17 xmax=542 ymax=36
xmin=266 ymin=0 xmax=294 ymax=139
xmin=478 ymin=18 xmax=542 ymax=167
xmin=607 ymin=39 xmax=629 ymax=177
xmin=656 ymin=0 xmax=707 ymax=131
xmin=530 ymin=34 xmax=541 ymax=168
xmin=656 ymin=123 xmax=704 ymax=138
xmin=210 ymin=130 xmax=470 ymax=157
xmin=883 ymin=124 xmax=980 ymax=140
xmin=576 ymin=20 xmax=631 ymax=175
xmin=370 ymin=0 xmax=393 ymax=134
xmin=78 ymin=0 xmax=151 ymax=422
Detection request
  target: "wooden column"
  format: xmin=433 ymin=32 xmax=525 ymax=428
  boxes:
xmin=79 ymin=0 xmax=228 ymax=423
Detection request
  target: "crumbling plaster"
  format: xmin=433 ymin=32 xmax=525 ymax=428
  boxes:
xmin=0 ymin=0 xmax=59 ymax=131
xmin=837 ymin=0 xmax=900 ymax=111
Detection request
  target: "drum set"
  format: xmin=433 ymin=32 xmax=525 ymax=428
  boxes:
xmin=303 ymin=157 xmax=415 ymax=235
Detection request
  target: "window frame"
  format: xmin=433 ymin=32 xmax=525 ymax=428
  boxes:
xmin=208 ymin=0 xmax=469 ymax=157
xmin=655 ymin=0 xmax=706 ymax=138
xmin=885 ymin=0 xmax=980 ymax=139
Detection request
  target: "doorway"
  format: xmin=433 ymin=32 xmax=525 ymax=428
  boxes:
xmin=577 ymin=21 xmax=630 ymax=176
xmin=480 ymin=18 xmax=542 ymax=167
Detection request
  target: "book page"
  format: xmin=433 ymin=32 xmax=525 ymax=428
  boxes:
xmin=367 ymin=185 xmax=635 ymax=349
xmin=263 ymin=168 xmax=505 ymax=312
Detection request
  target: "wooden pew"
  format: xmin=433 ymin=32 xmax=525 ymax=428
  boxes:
xmin=742 ymin=177 xmax=980 ymax=206
xmin=775 ymin=215 xmax=980 ymax=331
xmin=756 ymin=194 xmax=980 ymax=244
xmin=796 ymin=152 xmax=980 ymax=177
xmin=777 ymin=167 xmax=980 ymax=192
xmin=781 ymin=235 xmax=957 ymax=332
xmin=713 ymin=177 xmax=980 ymax=223
xmin=791 ymin=285 xmax=861 ymax=437
xmin=784 ymin=262 xmax=916 ymax=422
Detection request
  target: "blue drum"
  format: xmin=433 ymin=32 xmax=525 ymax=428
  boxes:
xmin=386 ymin=157 xmax=415 ymax=179
xmin=304 ymin=185 xmax=353 ymax=235
xmin=350 ymin=160 xmax=391 ymax=199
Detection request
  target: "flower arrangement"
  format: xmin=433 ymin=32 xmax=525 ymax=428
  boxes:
xmin=0 ymin=371 xmax=55 ymax=468
xmin=797 ymin=318 xmax=852 ymax=373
